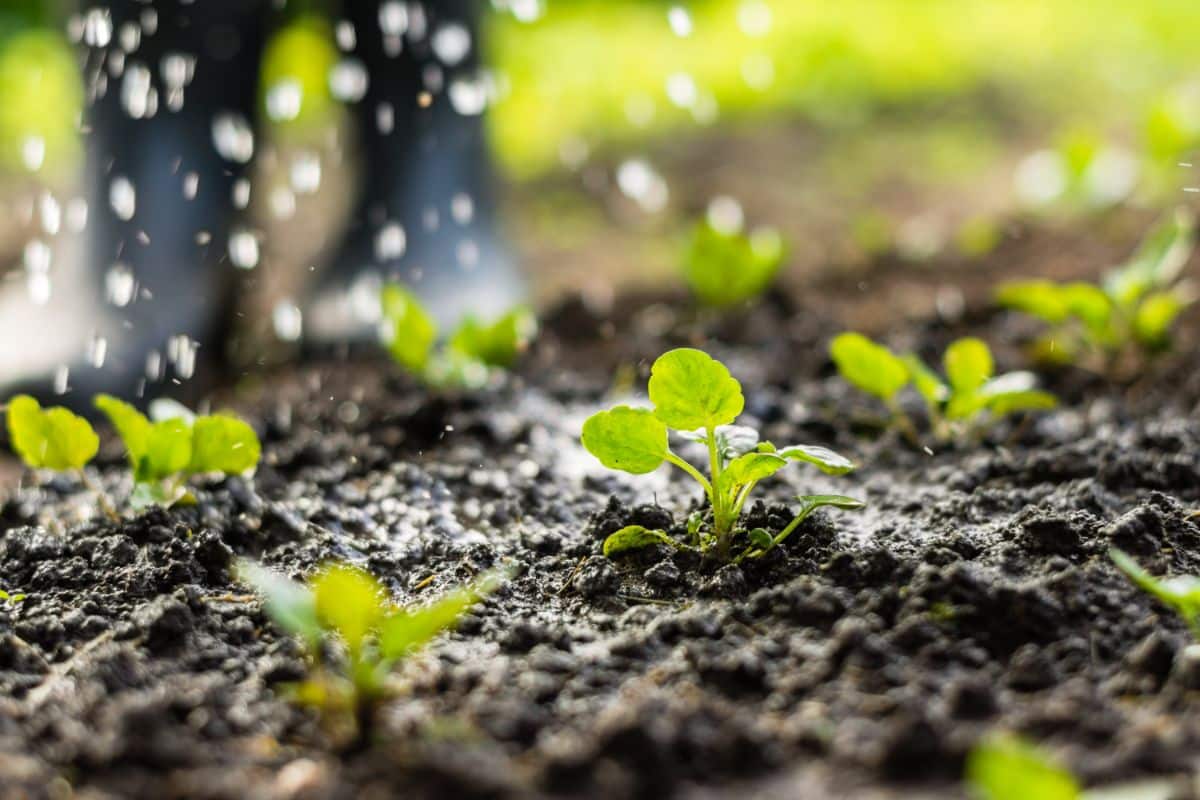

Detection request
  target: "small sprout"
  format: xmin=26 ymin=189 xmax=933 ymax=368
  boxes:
xmin=237 ymin=559 xmax=503 ymax=737
xmin=682 ymin=218 xmax=785 ymax=308
xmin=997 ymin=209 xmax=1196 ymax=374
xmin=0 ymin=589 xmax=27 ymax=604
xmin=380 ymin=284 xmax=536 ymax=390
xmin=5 ymin=394 xmax=98 ymax=471
xmin=95 ymin=395 xmax=261 ymax=509
xmin=1110 ymin=548 xmax=1200 ymax=639
xmin=966 ymin=734 xmax=1079 ymax=800
xmin=830 ymin=334 xmax=1056 ymax=444
xmin=581 ymin=348 xmax=863 ymax=563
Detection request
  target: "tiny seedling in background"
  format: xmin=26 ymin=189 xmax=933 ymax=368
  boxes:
xmin=1110 ymin=548 xmax=1200 ymax=639
xmin=581 ymin=348 xmax=863 ymax=563
xmin=238 ymin=560 xmax=503 ymax=738
xmin=95 ymin=395 xmax=261 ymax=509
xmin=0 ymin=589 xmax=27 ymax=604
xmin=380 ymin=284 xmax=537 ymax=390
xmin=966 ymin=734 xmax=1079 ymax=800
xmin=682 ymin=217 xmax=785 ymax=308
xmin=997 ymin=209 xmax=1196 ymax=374
xmin=830 ymin=333 xmax=1056 ymax=444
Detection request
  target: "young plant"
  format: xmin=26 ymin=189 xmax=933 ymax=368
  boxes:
xmin=830 ymin=333 xmax=1056 ymax=444
xmin=1110 ymin=548 xmax=1200 ymax=639
xmin=581 ymin=348 xmax=863 ymax=563
xmin=0 ymin=589 xmax=27 ymax=604
xmin=380 ymin=284 xmax=537 ymax=390
xmin=94 ymin=395 xmax=261 ymax=509
xmin=996 ymin=209 xmax=1196 ymax=373
xmin=237 ymin=560 xmax=502 ymax=737
xmin=966 ymin=734 xmax=1080 ymax=800
xmin=682 ymin=218 xmax=785 ymax=308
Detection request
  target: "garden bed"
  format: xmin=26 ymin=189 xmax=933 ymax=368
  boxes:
xmin=2 ymin=221 xmax=1200 ymax=799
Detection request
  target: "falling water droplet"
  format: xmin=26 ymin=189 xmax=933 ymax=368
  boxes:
xmin=616 ymin=160 xmax=669 ymax=213
xmin=668 ymin=6 xmax=693 ymax=37
xmin=272 ymin=300 xmax=303 ymax=342
xmin=707 ymin=195 xmax=745 ymax=234
xmin=376 ymin=102 xmax=395 ymax=134
xmin=329 ymin=59 xmax=369 ymax=102
xmin=375 ymin=222 xmax=406 ymax=261
xmin=232 ymin=178 xmax=251 ymax=209
xmin=183 ymin=171 xmax=199 ymax=200
xmin=228 ymin=230 xmax=260 ymax=269
xmin=335 ymin=20 xmax=356 ymax=51
xmin=431 ymin=23 xmax=471 ymax=67
xmin=54 ymin=366 xmax=70 ymax=395
xmin=106 ymin=263 xmax=137 ymax=307
xmin=39 ymin=193 xmax=62 ymax=236
xmin=84 ymin=8 xmax=113 ymax=47
xmin=168 ymin=335 xmax=198 ymax=380
xmin=451 ymin=193 xmax=474 ymax=225
xmin=20 ymin=136 xmax=45 ymax=172
xmin=448 ymin=74 xmax=489 ymax=116
xmin=87 ymin=335 xmax=108 ymax=368
xmin=270 ymin=186 xmax=297 ymax=220
xmin=212 ymin=113 xmax=255 ymax=163
xmin=110 ymin=176 xmax=137 ymax=221
xmin=665 ymin=72 xmax=698 ymax=109
xmin=290 ymin=152 xmax=322 ymax=194
xmin=266 ymin=79 xmax=304 ymax=122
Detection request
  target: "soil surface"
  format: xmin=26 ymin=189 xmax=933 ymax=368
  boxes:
xmin=3 ymin=214 xmax=1200 ymax=799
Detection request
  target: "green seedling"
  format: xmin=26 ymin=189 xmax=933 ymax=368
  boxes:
xmin=997 ymin=209 xmax=1196 ymax=374
xmin=967 ymin=734 xmax=1079 ymax=800
xmin=4 ymin=394 xmax=115 ymax=516
xmin=95 ymin=395 xmax=261 ymax=509
xmin=682 ymin=218 xmax=785 ymax=308
xmin=380 ymin=284 xmax=537 ymax=390
xmin=581 ymin=348 xmax=863 ymax=563
xmin=830 ymin=333 xmax=1056 ymax=444
xmin=238 ymin=560 xmax=502 ymax=738
xmin=1111 ymin=548 xmax=1200 ymax=639
xmin=0 ymin=589 xmax=27 ymax=604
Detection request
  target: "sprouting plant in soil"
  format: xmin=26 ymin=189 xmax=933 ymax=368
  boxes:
xmin=4 ymin=394 xmax=115 ymax=517
xmin=0 ymin=589 xmax=27 ymax=604
xmin=380 ymin=283 xmax=537 ymax=390
xmin=95 ymin=395 xmax=261 ymax=509
xmin=238 ymin=560 xmax=503 ymax=741
xmin=681 ymin=217 xmax=786 ymax=308
xmin=996 ymin=209 xmax=1196 ymax=376
xmin=830 ymin=333 xmax=1057 ymax=444
xmin=1110 ymin=548 xmax=1200 ymax=638
xmin=966 ymin=733 xmax=1079 ymax=800
xmin=581 ymin=347 xmax=863 ymax=563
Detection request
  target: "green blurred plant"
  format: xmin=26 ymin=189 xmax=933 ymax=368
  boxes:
xmin=996 ymin=210 xmax=1196 ymax=375
xmin=0 ymin=588 xmax=27 ymax=604
xmin=830 ymin=333 xmax=1056 ymax=444
xmin=95 ymin=395 xmax=261 ymax=509
xmin=380 ymin=284 xmax=538 ymax=390
xmin=1111 ymin=548 xmax=1200 ymax=639
xmin=967 ymin=734 xmax=1079 ymax=800
xmin=581 ymin=348 xmax=862 ymax=563
xmin=238 ymin=560 xmax=503 ymax=739
xmin=682 ymin=219 xmax=785 ymax=308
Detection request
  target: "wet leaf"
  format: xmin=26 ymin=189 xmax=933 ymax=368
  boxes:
xmin=1105 ymin=208 xmax=1195 ymax=307
xmin=966 ymin=734 xmax=1080 ymax=800
xmin=829 ymin=333 xmax=908 ymax=401
xmin=795 ymin=494 xmax=867 ymax=515
xmin=648 ymin=348 xmax=744 ymax=430
xmin=137 ymin=418 xmax=193 ymax=482
xmin=188 ymin=415 xmax=261 ymax=476
xmin=381 ymin=284 xmax=437 ymax=373
xmin=6 ymin=395 xmax=98 ymax=471
xmin=602 ymin=525 xmax=680 ymax=556
xmin=581 ymin=406 xmax=668 ymax=474
xmin=777 ymin=444 xmax=856 ymax=475
xmin=94 ymin=394 xmax=153 ymax=465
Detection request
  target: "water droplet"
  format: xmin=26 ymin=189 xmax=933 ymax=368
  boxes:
xmin=378 ymin=2 xmax=409 ymax=37
xmin=183 ymin=171 xmax=199 ymax=200
xmin=84 ymin=8 xmax=113 ymax=47
xmin=270 ymin=186 xmax=297 ymax=220
xmin=448 ymin=74 xmax=489 ymax=116
xmin=376 ymin=102 xmax=395 ymax=134
xmin=509 ymin=0 xmax=544 ymax=23
xmin=20 ymin=136 xmax=45 ymax=172
xmin=707 ymin=196 xmax=744 ymax=234
xmin=668 ymin=6 xmax=693 ymax=37
xmin=741 ymin=53 xmax=774 ymax=91
xmin=1014 ymin=150 xmax=1068 ymax=208
xmin=272 ymin=300 xmax=303 ymax=342
xmin=66 ymin=198 xmax=89 ymax=232
xmin=616 ymin=160 xmax=669 ymax=213
xmin=451 ymin=193 xmax=474 ymax=225
xmin=119 ymin=21 xmax=141 ymax=52
xmin=24 ymin=240 xmax=51 ymax=274
xmin=106 ymin=263 xmax=137 ymax=307
xmin=335 ymin=20 xmax=356 ymax=51
xmin=87 ymin=335 xmax=108 ymax=368
xmin=432 ymin=23 xmax=471 ymax=67
xmin=212 ymin=113 xmax=255 ymax=163
xmin=232 ymin=178 xmax=251 ymax=209
xmin=229 ymin=230 xmax=260 ymax=269
xmin=289 ymin=152 xmax=322 ymax=194
xmin=737 ymin=1 xmax=772 ymax=37
xmin=39 ymin=193 xmax=62 ymax=236
xmin=110 ymin=176 xmax=136 ymax=221
xmin=329 ymin=59 xmax=369 ymax=102
xmin=375 ymin=222 xmax=406 ymax=261
xmin=665 ymin=72 xmax=698 ymax=109
xmin=266 ymin=79 xmax=304 ymax=122
xmin=167 ymin=335 xmax=198 ymax=380
xmin=54 ymin=366 xmax=70 ymax=395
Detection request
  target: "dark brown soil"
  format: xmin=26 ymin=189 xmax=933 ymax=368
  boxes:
xmin=2 ymin=216 xmax=1200 ymax=799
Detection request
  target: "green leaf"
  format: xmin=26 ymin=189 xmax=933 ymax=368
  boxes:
xmin=966 ymin=734 xmax=1080 ymax=800
xmin=746 ymin=528 xmax=773 ymax=549
xmin=136 ymin=418 xmax=193 ymax=482
xmin=1132 ymin=289 xmax=1191 ymax=349
xmin=602 ymin=525 xmax=680 ymax=557
xmin=829 ymin=333 xmax=909 ymax=401
xmin=1059 ymin=282 xmax=1113 ymax=333
xmin=236 ymin=559 xmax=322 ymax=649
xmin=581 ymin=406 xmax=668 ymax=474
xmin=448 ymin=307 xmax=538 ymax=368
xmin=1105 ymin=209 xmax=1195 ymax=307
xmin=777 ymin=444 xmax=856 ymax=475
xmin=6 ymin=395 xmax=99 ymax=471
xmin=1111 ymin=549 xmax=1200 ymax=627
xmin=0 ymin=589 xmax=27 ymax=604
xmin=129 ymin=480 xmax=190 ymax=510
xmin=719 ymin=451 xmax=788 ymax=493
xmin=901 ymin=354 xmax=950 ymax=411
xmin=995 ymin=280 xmax=1070 ymax=324
xmin=943 ymin=337 xmax=994 ymax=395
xmin=682 ymin=219 xmax=785 ymax=308
xmin=648 ymin=348 xmax=744 ymax=430
xmin=94 ymin=394 xmax=152 ymax=465
xmin=311 ymin=563 xmax=386 ymax=653
xmin=381 ymin=284 xmax=438 ymax=373
xmin=985 ymin=390 xmax=1059 ymax=418
xmin=795 ymin=494 xmax=867 ymax=515
xmin=378 ymin=569 xmax=505 ymax=659
xmin=187 ymin=415 xmax=261 ymax=476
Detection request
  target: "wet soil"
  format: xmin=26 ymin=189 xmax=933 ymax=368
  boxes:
xmin=3 ymin=216 xmax=1200 ymax=799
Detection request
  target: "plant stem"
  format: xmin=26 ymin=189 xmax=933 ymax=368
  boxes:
xmin=77 ymin=469 xmax=120 ymax=521
xmin=885 ymin=398 xmax=922 ymax=447
xmin=664 ymin=451 xmax=712 ymax=498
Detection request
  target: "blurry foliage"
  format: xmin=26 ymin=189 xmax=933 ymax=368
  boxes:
xmin=0 ymin=26 xmax=80 ymax=176
xmin=259 ymin=15 xmax=340 ymax=138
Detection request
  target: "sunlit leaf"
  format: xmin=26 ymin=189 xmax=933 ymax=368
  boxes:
xmin=682 ymin=219 xmax=785 ymax=308
xmin=378 ymin=569 xmax=505 ymax=659
xmin=829 ymin=333 xmax=909 ymax=401
xmin=236 ymin=559 xmax=322 ymax=649
xmin=381 ymin=284 xmax=438 ymax=373
xmin=6 ymin=395 xmax=98 ymax=471
xmin=944 ymin=337 xmax=994 ymax=395
xmin=188 ymin=415 xmax=261 ymax=476
xmin=312 ymin=564 xmax=387 ymax=653
xmin=448 ymin=307 xmax=538 ymax=368
xmin=778 ymin=444 xmax=856 ymax=475
xmin=602 ymin=525 xmax=680 ymax=557
xmin=648 ymin=348 xmax=744 ymax=430
xmin=966 ymin=734 xmax=1080 ymax=800
xmin=581 ymin=405 xmax=668 ymax=474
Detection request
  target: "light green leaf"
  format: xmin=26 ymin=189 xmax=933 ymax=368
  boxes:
xmin=1111 ymin=549 xmax=1200 ymax=627
xmin=1132 ymin=289 xmax=1191 ymax=349
xmin=137 ymin=418 xmax=193 ymax=482
xmin=0 ymin=589 xmax=27 ymax=604
xmin=719 ymin=452 xmax=788 ymax=491
xmin=985 ymin=390 xmax=1058 ymax=418
xmin=778 ymin=444 xmax=856 ymax=475
xmin=581 ymin=406 xmax=668 ymax=474
xmin=648 ymin=348 xmax=744 ymax=430
xmin=1059 ymin=282 xmax=1113 ymax=333
xmin=187 ymin=415 xmax=261 ymax=476
xmin=829 ymin=333 xmax=909 ymax=401
xmin=746 ymin=528 xmax=773 ymax=549
xmin=901 ymin=353 xmax=949 ymax=411
xmin=448 ymin=307 xmax=538 ymax=368
xmin=378 ymin=569 xmax=505 ymax=659
xmin=6 ymin=395 xmax=99 ymax=471
xmin=966 ymin=734 xmax=1080 ymax=800
xmin=995 ymin=280 xmax=1070 ymax=324
xmin=944 ymin=337 xmax=994 ymax=395
xmin=1105 ymin=209 xmax=1195 ymax=307
xmin=94 ymin=394 xmax=152 ymax=465
xmin=381 ymin=284 xmax=438 ymax=373
xmin=312 ymin=563 xmax=386 ymax=653
xmin=602 ymin=525 xmax=680 ymax=557
xmin=682 ymin=219 xmax=785 ymax=308
xmin=236 ymin=559 xmax=322 ymax=649
xmin=795 ymin=494 xmax=867 ymax=515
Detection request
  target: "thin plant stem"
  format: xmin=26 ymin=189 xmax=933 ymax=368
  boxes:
xmin=76 ymin=469 xmax=120 ymax=521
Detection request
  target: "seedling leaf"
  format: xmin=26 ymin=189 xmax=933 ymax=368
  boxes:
xmin=944 ymin=337 xmax=994 ymax=395
xmin=448 ymin=307 xmax=537 ymax=368
xmin=581 ymin=406 xmax=668 ymax=474
xmin=985 ymin=389 xmax=1058 ymax=417
xmin=682 ymin=219 xmax=785 ymax=307
xmin=829 ymin=333 xmax=908 ymax=401
xmin=381 ymin=284 xmax=437 ymax=373
xmin=966 ymin=734 xmax=1080 ymax=800
xmin=902 ymin=354 xmax=950 ymax=409
xmin=648 ymin=348 xmax=744 ymax=430
xmin=6 ymin=395 xmax=99 ymax=471
xmin=188 ymin=415 xmax=261 ymax=476
xmin=720 ymin=451 xmax=788 ymax=489
xmin=94 ymin=394 xmax=152 ymax=464
xmin=236 ymin=560 xmax=322 ymax=648
xmin=602 ymin=525 xmax=680 ymax=556
xmin=312 ymin=564 xmax=386 ymax=653
xmin=378 ymin=569 xmax=505 ymax=659
xmin=996 ymin=280 xmax=1070 ymax=324
xmin=1110 ymin=548 xmax=1200 ymax=632
xmin=777 ymin=444 xmax=856 ymax=475
xmin=1132 ymin=289 xmax=1191 ymax=349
